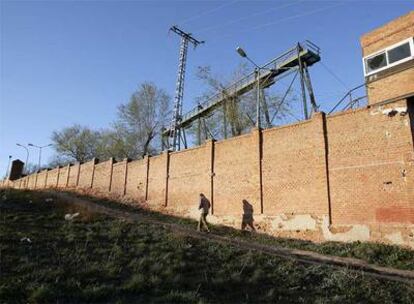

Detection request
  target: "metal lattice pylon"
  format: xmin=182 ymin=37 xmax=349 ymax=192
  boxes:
xmin=167 ymin=26 xmax=203 ymax=151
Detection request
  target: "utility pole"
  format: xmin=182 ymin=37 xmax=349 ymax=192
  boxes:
xmin=168 ymin=26 xmax=204 ymax=151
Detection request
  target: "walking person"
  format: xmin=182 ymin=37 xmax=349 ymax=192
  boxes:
xmin=197 ymin=193 xmax=210 ymax=232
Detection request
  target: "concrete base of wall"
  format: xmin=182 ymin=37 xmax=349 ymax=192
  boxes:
xmin=164 ymin=203 xmax=414 ymax=249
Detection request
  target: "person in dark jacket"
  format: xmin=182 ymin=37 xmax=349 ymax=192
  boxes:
xmin=197 ymin=193 xmax=210 ymax=232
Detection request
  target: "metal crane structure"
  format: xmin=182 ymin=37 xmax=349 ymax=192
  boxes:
xmin=165 ymin=26 xmax=204 ymax=151
xmin=163 ymin=40 xmax=321 ymax=151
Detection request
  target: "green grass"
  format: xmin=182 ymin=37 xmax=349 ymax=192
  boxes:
xmin=1 ymin=189 xmax=414 ymax=303
xmin=69 ymin=190 xmax=414 ymax=271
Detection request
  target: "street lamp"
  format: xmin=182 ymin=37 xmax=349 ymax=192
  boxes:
xmin=16 ymin=143 xmax=29 ymax=174
xmin=236 ymin=46 xmax=261 ymax=128
xmin=28 ymin=143 xmax=52 ymax=171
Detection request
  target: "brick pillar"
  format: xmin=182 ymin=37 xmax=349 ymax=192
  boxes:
xmin=108 ymin=158 xmax=114 ymax=192
xmin=122 ymin=158 xmax=129 ymax=196
xmin=206 ymin=139 xmax=215 ymax=215
xmin=56 ymin=166 xmax=60 ymax=188
xmin=314 ymin=111 xmax=332 ymax=225
xmin=90 ymin=158 xmax=98 ymax=189
xmin=44 ymin=169 xmax=49 ymax=188
xmin=144 ymin=155 xmax=150 ymax=200
xmin=164 ymin=151 xmax=170 ymax=207
xmin=251 ymin=128 xmax=264 ymax=214
xmin=65 ymin=164 xmax=70 ymax=187
xmin=76 ymin=163 xmax=81 ymax=187
xmin=34 ymin=172 xmax=39 ymax=189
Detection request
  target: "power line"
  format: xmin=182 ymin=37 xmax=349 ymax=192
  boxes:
xmin=196 ymin=0 xmax=303 ymax=34
xmin=248 ymin=2 xmax=345 ymax=31
xmin=319 ymin=61 xmax=349 ymax=90
xmin=179 ymin=0 xmax=240 ymax=26
xmin=204 ymin=2 xmax=346 ymax=46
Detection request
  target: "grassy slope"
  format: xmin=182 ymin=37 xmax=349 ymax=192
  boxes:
xmin=77 ymin=192 xmax=414 ymax=271
xmin=0 ymin=189 xmax=413 ymax=304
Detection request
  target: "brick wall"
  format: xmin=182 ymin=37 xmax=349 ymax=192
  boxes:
xmin=360 ymin=11 xmax=414 ymax=56
xmin=78 ymin=159 xmax=95 ymax=189
xmin=327 ymin=99 xmax=414 ymax=224
xmin=111 ymin=159 xmax=127 ymax=196
xmin=28 ymin=174 xmax=36 ymax=189
xmin=147 ymin=153 xmax=168 ymax=206
xmin=68 ymin=163 xmax=80 ymax=188
xmin=46 ymin=168 xmax=59 ymax=188
xmin=213 ymin=132 xmax=261 ymax=216
xmin=262 ymin=114 xmax=330 ymax=217
xmin=168 ymin=143 xmax=212 ymax=211
xmin=58 ymin=165 xmax=69 ymax=188
xmin=7 ymin=99 xmax=414 ymax=247
xmin=125 ymin=158 xmax=147 ymax=199
xmin=35 ymin=170 xmax=47 ymax=189
xmin=92 ymin=159 xmax=113 ymax=193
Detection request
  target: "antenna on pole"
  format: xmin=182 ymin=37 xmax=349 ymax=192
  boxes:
xmin=166 ymin=25 xmax=204 ymax=151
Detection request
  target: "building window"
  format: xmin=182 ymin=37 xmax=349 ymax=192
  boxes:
xmin=388 ymin=42 xmax=411 ymax=64
xmin=366 ymin=52 xmax=387 ymax=74
xmin=363 ymin=37 xmax=414 ymax=76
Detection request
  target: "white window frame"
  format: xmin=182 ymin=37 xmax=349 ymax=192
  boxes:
xmin=363 ymin=37 xmax=414 ymax=77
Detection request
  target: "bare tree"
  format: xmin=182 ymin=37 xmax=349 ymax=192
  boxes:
xmin=194 ymin=65 xmax=294 ymax=143
xmin=51 ymin=125 xmax=102 ymax=163
xmin=116 ymin=82 xmax=171 ymax=157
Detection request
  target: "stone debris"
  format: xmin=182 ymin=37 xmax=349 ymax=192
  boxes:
xmin=64 ymin=212 xmax=80 ymax=221
xmin=20 ymin=237 xmax=32 ymax=243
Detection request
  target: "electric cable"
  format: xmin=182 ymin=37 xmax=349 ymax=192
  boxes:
xmin=179 ymin=0 xmax=240 ymax=26
xmin=195 ymin=0 xmax=303 ymax=34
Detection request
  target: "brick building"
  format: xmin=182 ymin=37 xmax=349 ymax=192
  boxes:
xmin=361 ymin=11 xmax=414 ymax=105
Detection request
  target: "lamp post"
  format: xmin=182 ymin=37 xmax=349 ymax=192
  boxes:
xmin=16 ymin=143 xmax=29 ymax=174
xmin=5 ymin=155 xmax=12 ymax=179
xmin=236 ymin=46 xmax=261 ymax=128
xmin=28 ymin=143 xmax=52 ymax=171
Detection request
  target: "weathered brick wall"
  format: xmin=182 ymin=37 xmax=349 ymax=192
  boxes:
xmin=28 ymin=174 xmax=36 ymax=189
xmin=213 ymin=131 xmax=261 ymax=216
xmin=111 ymin=160 xmax=127 ymax=196
xmin=366 ymin=68 xmax=414 ymax=106
xmin=20 ymin=176 xmax=28 ymax=189
xmin=147 ymin=153 xmax=167 ymax=206
xmin=92 ymin=159 xmax=112 ymax=193
xmin=327 ymin=100 xmax=414 ymax=225
xmin=168 ymin=143 xmax=212 ymax=211
xmin=35 ymin=170 xmax=47 ymax=189
xmin=58 ymin=165 xmax=69 ymax=188
xmin=78 ymin=160 xmax=95 ymax=189
xmin=360 ymin=11 xmax=414 ymax=56
xmin=67 ymin=163 xmax=80 ymax=188
xmin=5 ymin=99 xmax=414 ymax=247
xmin=46 ymin=168 xmax=59 ymax=188
xmin=262 ymin=114 xmax=329 ymax=217
xmin=125 ymin=158 xmax=147 ymax=199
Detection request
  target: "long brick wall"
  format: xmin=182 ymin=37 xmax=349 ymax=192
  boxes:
xmin=3 ymin=98 xmax=414 ymax=248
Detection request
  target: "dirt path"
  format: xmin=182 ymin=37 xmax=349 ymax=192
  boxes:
xmin=53 ymin=191 xmax=414 ymax=284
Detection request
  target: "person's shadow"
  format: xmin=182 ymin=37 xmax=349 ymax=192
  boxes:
xmin=241 ymin=199 xmax=255 ymax=232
